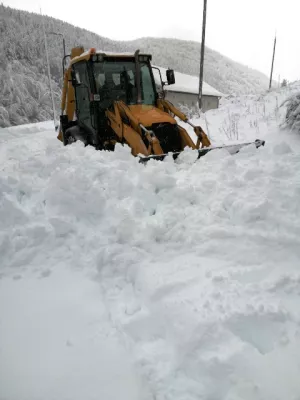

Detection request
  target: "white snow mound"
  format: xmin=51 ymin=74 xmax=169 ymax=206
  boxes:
xmin=1 ymin=86 xmax=300 ymax=400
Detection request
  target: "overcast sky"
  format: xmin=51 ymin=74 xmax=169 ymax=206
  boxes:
xmin=3 ymin=0 xmax=300 ymax=83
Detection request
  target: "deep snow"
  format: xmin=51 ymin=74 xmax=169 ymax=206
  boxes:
xmin=1 ymin=85 xmax=300 ymax=400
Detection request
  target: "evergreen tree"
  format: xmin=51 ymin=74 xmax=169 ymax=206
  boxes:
xmin=281 ymin=92 xmax=300 ymax=132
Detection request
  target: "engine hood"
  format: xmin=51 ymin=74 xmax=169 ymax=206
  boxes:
xmin=127 ymin=105 xmax=176 ymax=127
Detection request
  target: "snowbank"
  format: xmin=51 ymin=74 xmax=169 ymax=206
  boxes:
xmin=1 ymin=86 xmax=300 ymax=400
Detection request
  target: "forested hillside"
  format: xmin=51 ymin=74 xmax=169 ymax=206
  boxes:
xmin=128 ymin=37 xmax=270 ymax=96
xmin=0 ymin=4 xmax=270 ymax=127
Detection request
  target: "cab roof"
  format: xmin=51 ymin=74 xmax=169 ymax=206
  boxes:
xmin=71 ymin=48 xmax=152 ymax=65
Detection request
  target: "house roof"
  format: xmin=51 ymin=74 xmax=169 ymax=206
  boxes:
xmin=153 ymin=65 xmax=224 ymax=97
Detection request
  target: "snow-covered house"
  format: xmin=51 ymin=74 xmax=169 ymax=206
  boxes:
xmin=153 ymin=66 xmax=224 ymax=112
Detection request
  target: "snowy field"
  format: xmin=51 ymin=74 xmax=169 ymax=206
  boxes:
xmin=1 ymin=85 xmax=300 ymax=400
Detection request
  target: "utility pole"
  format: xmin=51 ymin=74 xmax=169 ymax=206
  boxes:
xmin=198 ymin=0 xmax=207 ymax=111
xmin=269 ymin=33 xmax=277 ymax=90
xmin=41 ymin=9 xmax=57 ymax=130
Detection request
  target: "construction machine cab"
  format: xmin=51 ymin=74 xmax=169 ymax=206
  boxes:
xmin=95 ymin=64 xmax=136 ymax=107
xmin=94 ymin=56 xmax=157 ymax=107
xmin=60 ymin=49 xmax=165 ymax=148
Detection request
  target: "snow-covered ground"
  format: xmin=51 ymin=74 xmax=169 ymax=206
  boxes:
xmin=1 ymin=84 xmax=300 ymax=400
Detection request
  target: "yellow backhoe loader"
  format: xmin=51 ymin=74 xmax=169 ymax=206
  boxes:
xmin=58 ymin=47 xmax=265 ymax=162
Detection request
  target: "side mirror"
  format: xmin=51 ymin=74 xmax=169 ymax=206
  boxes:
xmin=166 ymin=69 xmax=175 ymax=85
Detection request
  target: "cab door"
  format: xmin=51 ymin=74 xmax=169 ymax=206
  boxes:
xmin=73 ymin=61 xmax=93 ymax=132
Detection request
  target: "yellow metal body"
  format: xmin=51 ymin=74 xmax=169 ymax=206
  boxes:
xmin=58 ymin=47 xmax=211 ymax=155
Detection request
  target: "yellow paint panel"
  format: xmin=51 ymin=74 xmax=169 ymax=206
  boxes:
xmin=128 ymin=105 xmax=176 ymax=127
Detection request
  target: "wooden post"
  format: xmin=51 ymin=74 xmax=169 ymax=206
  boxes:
xmin=269 ymin=34 xmax=276 ymax=90
xmin=198 ymin=0 xmax=207 ymax=111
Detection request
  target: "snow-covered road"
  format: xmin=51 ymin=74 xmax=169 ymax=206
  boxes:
xmin=0 ymin=269 xmax=147 ymax=400
xmin=1 ymin=87 xmax=300 ymax=400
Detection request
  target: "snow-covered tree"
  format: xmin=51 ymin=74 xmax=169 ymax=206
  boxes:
xmin=281 ymin=92 xmax=300 ymax=132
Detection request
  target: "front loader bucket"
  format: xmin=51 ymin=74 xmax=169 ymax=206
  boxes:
xmin=139 ymin=139 xmax=265 ymax=164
